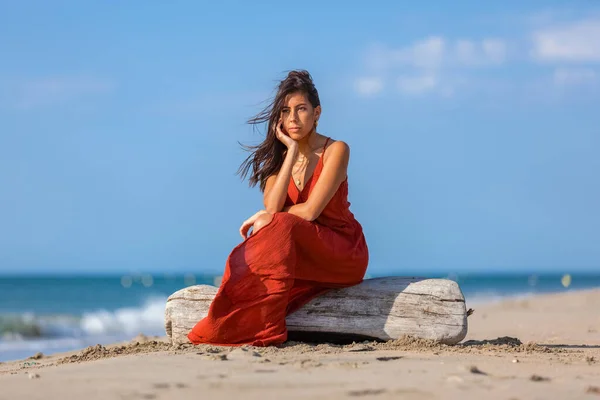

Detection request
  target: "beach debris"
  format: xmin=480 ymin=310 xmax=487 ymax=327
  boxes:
xmin=586 ymin=386 xmax=600 ymax=395
xmin=459 ymin=336 xmax=556 ymax=353
xmin=463 ymin=336 xmax=523 ymax=347
xmin=376 ymin=356 xmax=402 ymax=362
xmin=585 ymin=356 xmax=595 ymax=364
xmin=153 ymin=383 xmax=170 ymax=389
xmin=208 ymin=354 xmax=228 ymax=361
xmin=378 ymin=335 xmax=444 ymax=350
xmin=28 ymin=372 xmax=40 ymax=380
xmin=338 ymin=361 xmax=368 ymax=369
xmin=131 ymin=333 xmax=150 ymax=344
xmin=300 ymin=359 xmax=323 ymax=368
xmin=22 ymin=361 xmax=37 ymax=367
xmin=153 ymin=382 xmax=185 ymax=389
xmin=185 ymin=344 xmax=225 ymax=354
xmin=347 ymin=389 xmax=386 ymax=397
xmin=57 ymin=341 xmax=171 ymax=364
xmin=467 ymin=365 xmax=487 ymax=375
xmin=227 ymin=347 xmax=262 ymax=361
xmin=28 ymin=352 xmax=44 ymax=360
xmin=345 ymin=343 xmax=374 ymax=352
xmin=512 ymin=359 xmax=519 ymax=363
xmin=530 ymin=374 xmax=550 ymax=382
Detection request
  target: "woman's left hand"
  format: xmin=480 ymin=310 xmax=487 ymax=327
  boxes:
xmin=274 ymin=119 xmax=297 ymax=149
xmin=239 ymin=210 xmax=269 ymax=239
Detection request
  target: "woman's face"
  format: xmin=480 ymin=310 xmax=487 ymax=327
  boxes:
xmin=280 ymin=92 xmax=321 ymax=141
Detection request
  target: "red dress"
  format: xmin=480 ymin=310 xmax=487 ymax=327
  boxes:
xmin=188 ymin=138 xmax=369 ymax=346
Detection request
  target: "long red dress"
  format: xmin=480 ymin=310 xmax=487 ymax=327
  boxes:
xmin=188 ymin=138 xmax=369 ymax=346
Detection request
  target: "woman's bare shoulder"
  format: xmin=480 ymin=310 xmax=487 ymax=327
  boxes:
xmin=324 ymin=138 xmax=350 ymax=154
xmin=322 ymin=138 xmax=350 ymax=165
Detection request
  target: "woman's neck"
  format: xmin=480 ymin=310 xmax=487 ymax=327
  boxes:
xmin=296 ymin=131 xmax=323 ymax=157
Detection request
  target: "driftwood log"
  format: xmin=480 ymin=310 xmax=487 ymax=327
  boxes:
xmin=165 ymin=277 xmax=468 ymax=346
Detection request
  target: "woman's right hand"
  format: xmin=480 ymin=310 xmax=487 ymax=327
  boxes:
xmin=274 ymin=119 xmax=297 ymax=149
xmin=239 ymin=210 xmax=269 ymax=240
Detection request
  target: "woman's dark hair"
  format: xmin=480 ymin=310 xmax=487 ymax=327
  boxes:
xmin=238 ymin=70 xmax=321 ymax=192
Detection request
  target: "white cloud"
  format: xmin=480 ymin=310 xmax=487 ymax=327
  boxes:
xmin=531 ymin=18 xmax=600 ymax=62
xmin=354 ymin=77 xmax=384 ymax=96
xmin=356 ymin=36 xmax=508 ymax=97
xmin=15 ymin=77 xmax=114 ymax=110
xmin=454 ymin=39 xmax=507 ymax=66
xmin=389 ymin=36 xmax=446 ymax=69
xmin=482 ymin=39 xmax=508 ymax=64
xmin=355 ymin=13 xmax=600 ymax=99
xmin=553 ymin=67 xmax=597 ymax=85
xmin=396 ymin=74 xmax=438 ymax=95
xmin=369 ymin=36 xmax=507 ymax=72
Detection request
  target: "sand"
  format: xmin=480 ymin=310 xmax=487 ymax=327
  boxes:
xmin=1 ymin=289 xmax=599 ymax=400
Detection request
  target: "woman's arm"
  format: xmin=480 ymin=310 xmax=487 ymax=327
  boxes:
xmin=263 ymin=145 xmax=298 ymax=214
xmin=284 ymin=141 xmax=350 ymax=221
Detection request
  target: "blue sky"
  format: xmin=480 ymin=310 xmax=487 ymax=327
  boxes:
xmin=1 ymin=1 xmax=599 ymax=276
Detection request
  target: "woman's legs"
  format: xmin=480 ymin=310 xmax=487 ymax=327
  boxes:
xmin=188 ymin=213 xmax=297 ymax=346
xmin=251 ymin=212 xmax=274 ymax=235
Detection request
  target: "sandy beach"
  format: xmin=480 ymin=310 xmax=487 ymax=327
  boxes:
xmin=1 ymin=288 xmax=599 ymax=400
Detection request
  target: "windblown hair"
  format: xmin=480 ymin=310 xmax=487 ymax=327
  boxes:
xmin=238 ymin=70 xmax=321 ymax=192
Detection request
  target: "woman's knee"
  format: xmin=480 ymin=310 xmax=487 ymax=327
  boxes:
xmin=253 ymin=212 xmax=274 ymax=234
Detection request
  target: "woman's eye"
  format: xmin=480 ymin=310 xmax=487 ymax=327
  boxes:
xmin=282 ymin=109 xmax=290 ymax=114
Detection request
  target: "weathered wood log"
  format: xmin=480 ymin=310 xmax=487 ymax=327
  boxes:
xmin=165 ymin=277 xmax=468 ymax=346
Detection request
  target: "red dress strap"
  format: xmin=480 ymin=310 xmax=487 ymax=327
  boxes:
xmin=319 ymin=137 xmax=331 ymax=165
xmin=322 ymin=137 xmax=331 ymax=155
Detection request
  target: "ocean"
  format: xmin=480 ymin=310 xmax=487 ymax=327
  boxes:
xmin=1 ymin=271 xmax=599 ymax=362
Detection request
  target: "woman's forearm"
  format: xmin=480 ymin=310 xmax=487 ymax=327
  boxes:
xmin=283 ymin=203 xmax=315 ymax=221
xmin=264 ymin=146 xmax=298 ymax=214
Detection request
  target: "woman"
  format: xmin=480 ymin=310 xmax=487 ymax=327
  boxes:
xmin=188 ymin=70 xmax=369 ymax=346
